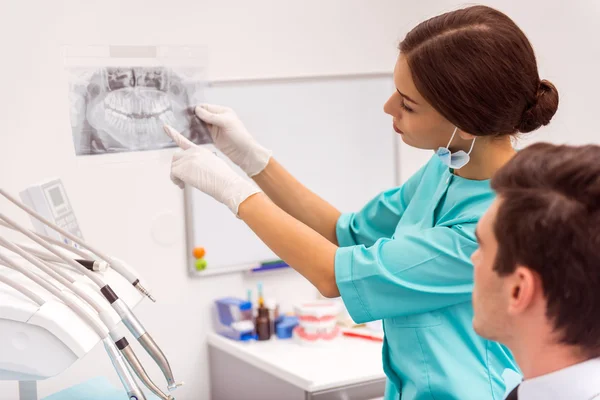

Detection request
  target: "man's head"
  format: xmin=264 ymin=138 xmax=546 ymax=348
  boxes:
xmin=472 ymin=143 xmax=600 ymax=358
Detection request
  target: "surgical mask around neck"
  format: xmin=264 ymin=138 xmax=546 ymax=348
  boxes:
xmin=436 ymin=127 xmax=476 ymax=169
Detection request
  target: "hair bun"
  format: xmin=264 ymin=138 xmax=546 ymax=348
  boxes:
xmin=517 ymin=79 xmax=559 ymax=133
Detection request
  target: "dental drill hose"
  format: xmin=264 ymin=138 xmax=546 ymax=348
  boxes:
xmin=1 ymin=220 xmax=108 ymax=272
xmin=0 ymin=188 xmax=155 ymax=302
xmin=0 ymin=213 xmax=105 ymax=287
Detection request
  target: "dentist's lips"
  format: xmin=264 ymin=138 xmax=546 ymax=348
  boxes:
xmin=393 ymin=124 xmax=404 ymax=134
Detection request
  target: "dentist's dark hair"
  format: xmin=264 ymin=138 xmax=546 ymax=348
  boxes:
xmin=400 ymin=5 xmax=559 ymax=136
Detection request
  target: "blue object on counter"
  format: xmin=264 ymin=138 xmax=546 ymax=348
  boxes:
xmin=275 ymin=314 xmax=284 ymax=325
xmin=42 ymin=376 xmax=160 ymax=400
xmin=214 ymin=297 xmax=256 ymax=341
xmin=276 ymin=316 xmax=299 ymax=339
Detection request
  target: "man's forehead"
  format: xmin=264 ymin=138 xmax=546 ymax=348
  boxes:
xmin=480 ymin=199 xmax=501 ymax=234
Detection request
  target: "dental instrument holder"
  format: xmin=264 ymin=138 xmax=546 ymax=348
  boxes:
xmin=213 ymin=297 xmax=256 ymax=341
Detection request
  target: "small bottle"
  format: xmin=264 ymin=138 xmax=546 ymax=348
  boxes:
xmin=255 ymin=306 xmax=271 ymax=341
xmin=264 ymin=298 xmax=278 ymax=336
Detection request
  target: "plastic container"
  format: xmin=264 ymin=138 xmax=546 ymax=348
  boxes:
xmin=275 ymin=316 xmax=299 ymax=339
xmin=213 ymin=297 xmax=255 ymax=341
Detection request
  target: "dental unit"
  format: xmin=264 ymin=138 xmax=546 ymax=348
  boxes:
xmin=0 ymin=251 xmax=147 ymax=400
xmin=0 ymin=187 xmax=182 ymax=398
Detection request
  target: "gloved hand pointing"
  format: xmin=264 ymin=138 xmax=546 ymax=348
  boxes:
xmin=194 ymin=104 xmax=272 ymax=177
xmin=164 ymin=124 xmax=261 ymax=216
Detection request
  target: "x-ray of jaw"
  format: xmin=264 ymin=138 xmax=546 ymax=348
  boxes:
xmin=68 ymin=66 xmax=211 ymax=155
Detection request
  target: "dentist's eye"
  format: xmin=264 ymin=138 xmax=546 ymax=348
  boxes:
xmin=400 ymin=102 xmax=414 ymax=113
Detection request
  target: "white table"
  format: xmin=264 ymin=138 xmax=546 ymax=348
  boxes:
xmin=207 ymin=332 xmax=386 ymax=400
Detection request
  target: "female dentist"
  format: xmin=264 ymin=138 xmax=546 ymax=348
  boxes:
xmin=165 ymin=5 xmax=559 ymax=400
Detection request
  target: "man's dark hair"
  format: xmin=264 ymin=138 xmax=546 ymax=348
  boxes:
xmin=491 ymin=142 xmax=600 ymax=356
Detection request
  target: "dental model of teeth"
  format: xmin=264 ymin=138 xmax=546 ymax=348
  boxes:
xmin=293 ymin=300 xmax=342 ymax=346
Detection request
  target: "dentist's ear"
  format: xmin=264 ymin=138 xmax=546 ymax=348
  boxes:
xmin=457 ymin=129 xmax=476 ymax=141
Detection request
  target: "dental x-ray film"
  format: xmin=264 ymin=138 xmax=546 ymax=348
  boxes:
xmin=67 ymin=65 xmax=211 ymax=155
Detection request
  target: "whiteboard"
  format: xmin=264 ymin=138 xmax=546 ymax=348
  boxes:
xmin=184 ymin=74 xmax=397 ymax=276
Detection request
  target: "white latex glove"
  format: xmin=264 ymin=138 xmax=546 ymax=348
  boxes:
xmin=195 ymin=104 xmax=272 ymax=177
xmin=164 ymin=125 xmax=260 ymax=216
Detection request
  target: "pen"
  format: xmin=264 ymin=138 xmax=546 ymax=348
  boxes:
xmin=342 ymin=331 xmax=383 ymax=342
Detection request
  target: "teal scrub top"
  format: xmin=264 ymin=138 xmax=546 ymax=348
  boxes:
xmin=335 ymin=155 xmax=521 ymax=400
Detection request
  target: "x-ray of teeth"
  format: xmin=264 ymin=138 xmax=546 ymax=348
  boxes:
xmin=67 ymin=66 xmax=211 ymax=156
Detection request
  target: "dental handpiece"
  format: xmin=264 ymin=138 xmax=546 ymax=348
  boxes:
xmin=0 ymin=238 xmax=174 ymax=400
xmin=0 ymin=188 xmax=155 ymax=302
xmin=0 ymin=251 xmax=147 ymax=400
xmin=0 ymin=213 xmax=181 ymax=391
xmin=102 ymin=283 xmax=182 ymax=392
xmin=103 ymin=338 xmax=148 ymax=400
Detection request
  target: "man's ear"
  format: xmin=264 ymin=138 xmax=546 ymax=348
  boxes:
xmin=507 ymin=266 xmax=538 ymax=315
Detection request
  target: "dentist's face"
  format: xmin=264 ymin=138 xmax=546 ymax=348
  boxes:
xmin=383 ymin=54 xmax=459 ymax=151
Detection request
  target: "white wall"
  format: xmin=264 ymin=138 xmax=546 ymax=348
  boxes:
xmin=0 ymin=1 xmax=598 ymax=399
xmin=397 ymin=0 xmax=600 ymax=180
